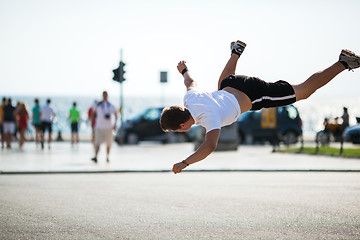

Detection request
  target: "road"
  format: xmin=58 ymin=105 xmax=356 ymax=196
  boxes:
xmin=1 ymin=172 xmax=360 ymax=239
xmin=1 ymin=142 xmax=360 ymax=239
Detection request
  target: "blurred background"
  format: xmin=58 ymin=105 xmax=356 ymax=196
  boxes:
xmin=1 ymin=0 xmax=360 ymax=142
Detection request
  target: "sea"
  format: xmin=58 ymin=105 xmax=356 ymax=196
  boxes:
xmin=5 ymin=95 xmax=360 ymax=139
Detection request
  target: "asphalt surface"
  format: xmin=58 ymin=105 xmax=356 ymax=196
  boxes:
xmin=1 ymin=172 xmax=360 ymax=239
xmin=1 ymin=142 xmax=360 ymax=239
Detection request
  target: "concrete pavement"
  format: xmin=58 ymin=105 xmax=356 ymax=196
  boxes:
xmin=1 ymin=142 xmax=360 ymax=173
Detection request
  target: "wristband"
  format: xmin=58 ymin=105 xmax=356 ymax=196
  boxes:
xmin=181 ymin=68 xmax=188 ymax=75
xmin=182 ymin=160 xmax=189 ymax=166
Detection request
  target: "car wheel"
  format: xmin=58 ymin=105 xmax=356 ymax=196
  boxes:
xmin=282 ymin=131 xmax=298 ymax=145
xmin=175 ymin=133 xmax=188 ymax=143
xmin=316 ymin=131 xmax=330 ymax=146
xmin=166 ymin=133 xmax=187 ymax=144
xmin=238 ymin=132 xmax=245 ymax=144
xmin=127 ymin=133 xmax=139 ymax=145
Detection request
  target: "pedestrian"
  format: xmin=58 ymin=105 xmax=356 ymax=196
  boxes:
xmin=88 ymin=100 xmax=97 ymax=146
xmin=69 ymin=101 xmax=80 ymax=146
xmin=91 ymin=91 xmax=117 ymax=163
xmin=0 ymin=97 xmax=7 ymax=149
xmin=16 ymin=102 xmax=29 ymax=149
xmin=2 ymin=98 xmax=16 ymax=149
xmin=160 ymin=40 xmax=360 ymax=174
xmin=40 ymin=99 xmax=55 ymax=150
xmin=32 ymin=98 xmax=41 ymax=147
xmin=340 ymin=107 xmax=349 ymax=132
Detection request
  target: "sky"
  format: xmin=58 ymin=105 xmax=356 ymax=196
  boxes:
xmin=1 ymin=0 xmax=360 ymax=101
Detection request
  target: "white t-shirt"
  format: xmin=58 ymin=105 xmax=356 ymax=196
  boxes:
xmin=93 ymin=101 xmax=117 ymax=129
xmin=40 ymin=104 xmax=55 ymax=122
xmin=184 ymin=89 xmax=241 ymax=133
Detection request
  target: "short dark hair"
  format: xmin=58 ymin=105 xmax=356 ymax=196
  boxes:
xmin=160 ymin=106 xmax=191 ymax=132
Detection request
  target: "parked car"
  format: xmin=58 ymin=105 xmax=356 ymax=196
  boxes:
xmin=237 ymin=105 xmax=302 ymax=145
xmin=115 ymin=107 xmax=195 ymax=144
xmin=343 ymin=123 xmax=360 ymax=144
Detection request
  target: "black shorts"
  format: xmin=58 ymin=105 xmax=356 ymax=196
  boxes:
xmin=71 ymin=122 xmax=79 ymax=133
xmin=41 ymin=121 xmax=52 ymax=133
xmin=220 ymin=75 xmax=296 ymax=110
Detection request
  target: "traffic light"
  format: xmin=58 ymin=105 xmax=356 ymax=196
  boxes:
xmin=113 ymin=61 xmax=126 ymax=83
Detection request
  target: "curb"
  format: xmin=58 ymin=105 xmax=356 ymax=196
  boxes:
xmin=1 ymin=169 xmax=360 ymax=174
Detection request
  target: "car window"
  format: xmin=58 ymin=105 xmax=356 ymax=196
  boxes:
xmin=253 ymin=111 xmax=261 ymax=120
xmin=143 ymin=108 xmax=161 ymax=120
xmin=239 ymin=112 xmax=252 ymax=120
xmin=286 ymin=106 xmax=298 ymax=119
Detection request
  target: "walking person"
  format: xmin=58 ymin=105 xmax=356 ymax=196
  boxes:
xmin=32 ymin=98 xmax=41 ymax=147
xmin=40 ymin=99 xmax=55 ymax=150
xmin=69 ymin=102 xmax=80 ymax=147
xmin=88 ymin=100 xmax=97 ymax=147
xmin=0 ymin=97 xmax=6 ymax=149
xmin=160 ymin=40 xmax=360 ymax=174
xmin=2 ymin=98 xmax=16 ymax=149
xmin=16 ymin=102 xmax=29 ymax=149
xmin=91 ymin=91 xmax=117 ymax=163
xmin=340 ymin=107 xmax=349 ymax=132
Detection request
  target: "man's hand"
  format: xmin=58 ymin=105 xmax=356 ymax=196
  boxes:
xmin=177 ymin=61 xmax=187 ymax=74
xmin=172 ymin=161 xmax=187 ymax=174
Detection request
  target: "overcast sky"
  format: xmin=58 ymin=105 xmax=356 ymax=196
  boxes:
xmin=1 ymin=0 xmax=359 ymax=100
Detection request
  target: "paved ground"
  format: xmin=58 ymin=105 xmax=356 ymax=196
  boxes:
xmin=1 ymin=142 xmax=360 ymax=239
xmin=1 ymin=172 xmax=359 ymax=239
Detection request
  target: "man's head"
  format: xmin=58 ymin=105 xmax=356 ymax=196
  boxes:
xmin=103 ymin=91 xmax=108 ymax=101
xmin=160 ymin=106 xmax=193 ymax=132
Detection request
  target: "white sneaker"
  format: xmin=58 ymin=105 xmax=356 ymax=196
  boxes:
xmin=231 ymin=40 xmax=247 ymax=56
xmin=339 ymin=49 xmax=360 ymax=71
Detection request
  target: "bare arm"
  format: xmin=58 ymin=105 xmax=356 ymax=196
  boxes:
xmin=177 ymin=61 xmax=197 ymax=91
xmin=172 ymin=129 xmax=220 ymax=174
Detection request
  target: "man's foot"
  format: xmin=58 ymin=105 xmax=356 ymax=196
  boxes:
xmin=106 ymin=157 xmax=109 ymax=163
xmin=231 ymin=40 xmax=247 ymax=56
xmin=339 ymin=49 xmax=360 ymax=71
xmin=91 ymin=157 xmax=97 ymax=163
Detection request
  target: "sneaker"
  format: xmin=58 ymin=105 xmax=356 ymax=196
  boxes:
xmin=339 ymin=49 xmax=360 ymax=71
xmin=231 ymin=40 xmax=247 ymax=56
xmin=91 ymin=157 xmax=97 ymax=163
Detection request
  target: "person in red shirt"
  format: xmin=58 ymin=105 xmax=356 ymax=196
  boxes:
xmin=16 ymin=102 xmax=29 ymax=149
xmin=88 ymin=100 xmax=97 ymax=146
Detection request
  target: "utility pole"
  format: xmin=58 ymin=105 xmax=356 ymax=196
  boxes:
xmin=160 ymin=71 xmax=168 ymax=106
xmin=112 ymin=49 xmax=126 ymax=144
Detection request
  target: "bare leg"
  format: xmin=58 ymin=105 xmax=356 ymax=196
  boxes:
xmin=5 ymin=132 xmax=11 ymax=148
xmin=94 ymin=145 xmax=99 ymax=158
xmin=106 ymin=145 xmax=111 ymax=162
xmin=218 ymin=54 xmax=240 ymax=90
xmin=48 ymin=132 xmax=52 ymax=145
xmin=292 ymin=62 xmax=346 ymax=101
